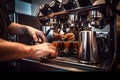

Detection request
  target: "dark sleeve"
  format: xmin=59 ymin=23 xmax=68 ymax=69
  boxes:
xmin=0 ymin=3 xmax=11 ymax=38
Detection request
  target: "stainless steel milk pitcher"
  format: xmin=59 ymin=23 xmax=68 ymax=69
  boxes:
xmin=78 ymin=30 xmax=98 ymax=64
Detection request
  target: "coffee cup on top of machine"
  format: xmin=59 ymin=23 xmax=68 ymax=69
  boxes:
xmin=49 ymin=0 xmax=63 ymax=12
xmin=77 ymin=0 xmax=92 ymax=7
xmin=40 ymin=4 xmax=52 ymax=16
xmin=61 ymin=0 xmax=77 ymax=10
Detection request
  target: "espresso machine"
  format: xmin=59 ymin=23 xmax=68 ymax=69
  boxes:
xmin=36 ymin=0 xmax=118 ymax=71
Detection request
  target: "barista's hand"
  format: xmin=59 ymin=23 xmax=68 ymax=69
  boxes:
xmin=26 ymin=26 xmax=46 ymax=42
xmin=60 ymin=33 xmax=75 ymax=41
xmin=30 ymin=42 xmax=58 ymax=59
xmin=8 ymin=23 xmax=46 ymax=42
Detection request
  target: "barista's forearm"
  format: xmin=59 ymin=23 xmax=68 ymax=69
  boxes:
xmin=0 ymin=39 xmax=33 ymax=62
xmin=8 ymin=22 xmax=29 ymax=35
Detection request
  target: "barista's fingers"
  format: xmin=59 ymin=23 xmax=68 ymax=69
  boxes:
xmin=32 ymin=33 xmax=38 ymax=42
xmin=47 ymin=47 xmax=58 ymax=58
xmin=72 ymin=38 xmax=75 ymax=41
xmin=68 ymin=36 xmax=75 ymax=41
xmin=66 ymin=33 xmax=75 ymax=40
xmin=68 ymin=34 xmax=73 ymax=37
xmin=36 ymin=31 xmax=46 ymax=42
xmin=47 ymin=43 xmax=58 ymax=58
xmin=61 ymin=35 xmax=67 ymax=40
xmin=60 ymin=34 xmax=67 ymax=39
xmin=47 ymin=43 xmax=57 ymax=50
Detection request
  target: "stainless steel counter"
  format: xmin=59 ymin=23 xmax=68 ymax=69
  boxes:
xmin=15 ymin=57 xmax=101 ymax=72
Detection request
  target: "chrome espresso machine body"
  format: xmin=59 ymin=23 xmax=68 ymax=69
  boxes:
xmin=37 ymin=0 xmax=117 ymax=71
